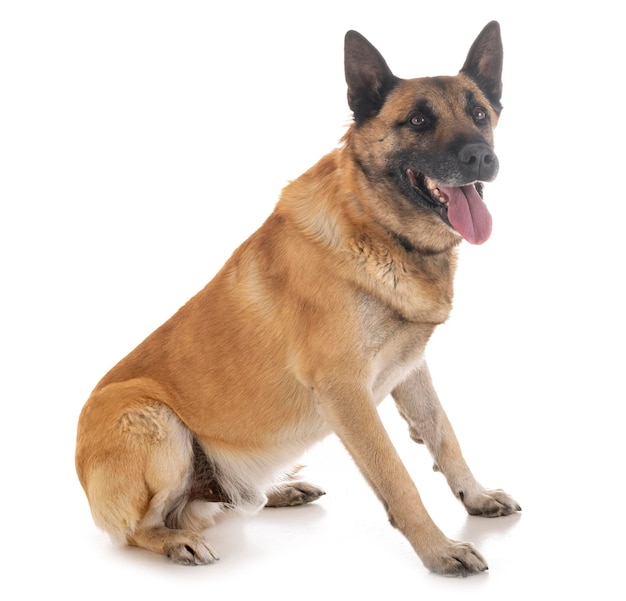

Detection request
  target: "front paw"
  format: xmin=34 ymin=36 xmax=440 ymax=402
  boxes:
xmin=460 ymin=488 xmax=521 ymax=517
xmin=422 ymin=539 xmax=488 ymax=577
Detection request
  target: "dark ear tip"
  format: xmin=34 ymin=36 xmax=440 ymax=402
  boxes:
xmin=345 ymin=30 xmax=364 ymax=46
xmin=483 ymin=21 xmax=502 ymax=42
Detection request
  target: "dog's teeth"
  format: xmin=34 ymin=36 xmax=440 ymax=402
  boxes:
xmin=431 ymin=186 xmax=446 ymax=203
xmin=423 ymin=179 xmax=449 ymax=205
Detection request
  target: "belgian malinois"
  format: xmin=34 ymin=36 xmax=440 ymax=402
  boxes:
xmin=76 ymin=21 xmax=520 ymax=576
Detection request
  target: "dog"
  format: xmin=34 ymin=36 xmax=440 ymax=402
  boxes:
xmin=76 ymin=21 xmax=520 ymax=576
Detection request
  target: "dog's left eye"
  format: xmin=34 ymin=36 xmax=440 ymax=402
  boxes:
xmin=473 ymin=106 xmax=487 ymax=122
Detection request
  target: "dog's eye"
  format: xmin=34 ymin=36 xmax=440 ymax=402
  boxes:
xmin=473 ymin=106 xmax=487 ymax=122
xmin=409 ymin=113 xmax=427 ymax=128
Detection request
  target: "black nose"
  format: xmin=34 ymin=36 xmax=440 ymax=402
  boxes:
xmin=459 ymin=143 xmax=499 ymax=181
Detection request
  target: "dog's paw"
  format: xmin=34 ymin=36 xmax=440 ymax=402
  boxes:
xmin=423 ymin=539 xmax=488 ymax=577
xmin=265 ymin=480 xmax=326 ymax=507
xmin=164 ymin=532 xmax=220 ymax=565
xmin=461 ymin=488 xmax=521 ymax=517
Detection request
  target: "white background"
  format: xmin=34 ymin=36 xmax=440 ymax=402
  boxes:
xmin=1 ymin=1 xmax=624 ymax=598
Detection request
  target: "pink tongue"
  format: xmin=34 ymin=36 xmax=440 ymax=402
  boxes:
xmin=440 ymin=184 xmax=492 ymax=244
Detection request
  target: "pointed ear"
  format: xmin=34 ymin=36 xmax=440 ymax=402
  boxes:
xmin=344 ymin=31 xmax=398 ymax=125
xmin=461 ymin=21 xmax=503 ymax=112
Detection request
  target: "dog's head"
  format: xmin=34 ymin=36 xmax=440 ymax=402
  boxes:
xmin=344 ymin=22 xmax=503 ymax=247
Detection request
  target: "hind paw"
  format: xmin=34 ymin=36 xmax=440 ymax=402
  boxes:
xmin=265 ymin=480 xmax=326 ymax=507
xmin=131 ymin=525 xmax=220 ymax=565
xmin=163 ymin=532 xmax=220 ymax=565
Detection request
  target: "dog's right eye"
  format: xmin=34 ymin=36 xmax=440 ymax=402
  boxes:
xmin=409 ymin=113 xmax=427 ymax=128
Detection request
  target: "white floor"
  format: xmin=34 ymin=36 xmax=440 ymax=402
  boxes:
xmin=2 ymin=1 xmax=625 ymax=599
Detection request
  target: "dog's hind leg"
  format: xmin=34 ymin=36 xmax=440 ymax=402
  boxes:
xmin=76 ymin=379 xmax=221 ymax=565
xmin=392 ymin=361 xmax=521 ymax=518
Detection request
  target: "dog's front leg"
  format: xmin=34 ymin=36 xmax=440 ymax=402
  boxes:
xmin=315 ymin=382 xmax=488 ymax=576
xmin=392 ymin=361 xmax=521 ymax=518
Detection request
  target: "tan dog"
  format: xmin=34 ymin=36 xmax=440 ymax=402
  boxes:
xmin=76 ymin=21 xmax=520 ymax=576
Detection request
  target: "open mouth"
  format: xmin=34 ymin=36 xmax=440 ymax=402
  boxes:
xmin=405 ymin=169 xmax=452 ymax=220
xmin=404 ymin=168 xmax=492 ymax=245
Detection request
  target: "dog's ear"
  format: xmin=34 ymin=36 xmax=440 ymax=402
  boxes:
xmin=344 ymin=31 xmax=398 ymax=125
xmin=461 ymin=21 xmax=503 ymax=112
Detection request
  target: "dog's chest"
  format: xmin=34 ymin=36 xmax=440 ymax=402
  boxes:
xmin=348 ymin=233 xmax=456 ymax=325
xmin=356 ymin=293 xmax=436 ymax=403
